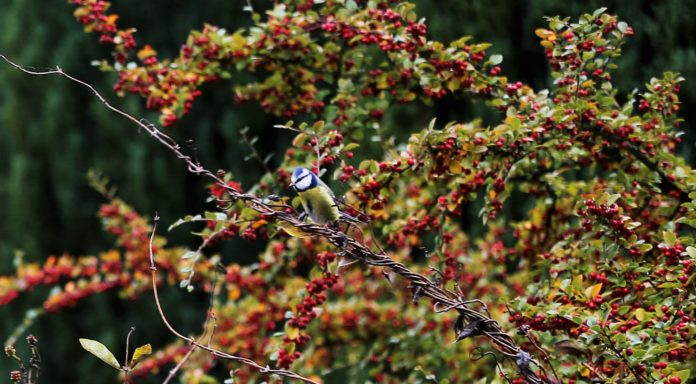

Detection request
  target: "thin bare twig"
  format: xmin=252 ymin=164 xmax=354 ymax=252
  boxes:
xmin=162 ymin=346 xmax=196 ymax=384
xmin=163 ymin=262 xmax=224 ymax=384
xmin=146 ymin=216 xmax=318 ymax=384
xmin=123 ymin=326 xmax=135 ymax=383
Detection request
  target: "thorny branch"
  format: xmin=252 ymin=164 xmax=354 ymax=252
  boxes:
xmin=0 ymin=53 xmax=547 ymax=383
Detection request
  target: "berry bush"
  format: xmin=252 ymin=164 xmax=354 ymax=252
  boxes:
xmin=2 ymin=1 xmax=695 ymax=383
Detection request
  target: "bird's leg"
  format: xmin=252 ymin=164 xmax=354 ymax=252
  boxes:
xmin=332 ymin=222 xmax=348 ymax=249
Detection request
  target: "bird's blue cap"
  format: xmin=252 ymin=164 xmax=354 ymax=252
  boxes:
xmin=292 ymin=167 xmax=306 ymax=179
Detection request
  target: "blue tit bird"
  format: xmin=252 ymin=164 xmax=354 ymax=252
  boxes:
xmin=290 ymin=167 xmax=341 ymax=225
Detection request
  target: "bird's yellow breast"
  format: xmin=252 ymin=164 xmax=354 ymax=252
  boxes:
xmin=297 ymin=187 xmax=339 ymax=225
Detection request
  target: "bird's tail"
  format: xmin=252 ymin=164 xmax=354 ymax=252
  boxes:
xmin=339 ymin=211 xmax=362 ymax=224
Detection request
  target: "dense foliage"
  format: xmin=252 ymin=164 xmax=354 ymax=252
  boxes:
xmin=2 ymin=1 xmax=696 ymax=383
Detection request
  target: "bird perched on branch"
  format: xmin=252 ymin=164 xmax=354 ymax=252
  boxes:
xmin=290 ymin=167 xmax=341 ymax=225
xmin=289 ymin=167 xmax=362 ymax=268
xmin=289 ymin=167 xmax=361 ymax=225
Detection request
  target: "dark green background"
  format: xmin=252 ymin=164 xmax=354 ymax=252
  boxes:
xmin=1 ymin=0 xmax=695 ymax=382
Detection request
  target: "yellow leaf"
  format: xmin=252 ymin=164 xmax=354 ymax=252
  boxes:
xmin=449 ymin=160 xmax=462 ymax=174
xmin=286 ymin=325 xmax=300 ymax=339
xmin=634 ymin=308 xmax=646 ymax=321
xmin=229 ymin=33 xmax=247 ymax=51
xmin=402 ymin=92 xmax=417 ymax=102
xmin=106 ymin=14 xmax=119 ymax=25
xmin=137 ymin=45 xmax=157 ymax=61
xmin=446 ymin=78 xmax=461 ymax=92
xmin=292 ymin=133 xmax=308 ymax=147
xmin=252 ymin=219 xmax=268 ymax=229
xmin=585 ymin=283 xmax=602 ymax=299
xmin=129 ymin=344 xmax=152 ymax=369
xmin=534 ymin=28 xmax=551 ymax=38
xmin=228 ymin=286 xmax=240 ymax=300
xmin=540 ymin=40 xmax=555 ymax=49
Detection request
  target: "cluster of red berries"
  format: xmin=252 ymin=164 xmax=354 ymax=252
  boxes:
xmin=276 ymin=348 xmax=303 ymax=370
xmin=385 ymin=214 xmax=438 ymax=247
xmin=205 ymin=220 xmax=239 ymax=243
xmin=44 ymin=279 xmax=124 ymax=312
xmin=509 ymin=312 xmax=575 ymax=333
xmin=289 ymin=272 xmax=339 ymax=329
xmin=578 ymin=199 xmax=635 ymax=238
xmin=658 ymin=244 xmax=685 ymax=266
xmin=69 ymin=0 xmax=521 ymax=133
xmin=279 ymin=272 xmax=339 ymax=368
xmin=9 ymin=371 xmax=21 ymax=383
xmin=71 ymin=0 xmax=137 ymax=62
xmin=316 ymin=251 xmax=337 ymax=269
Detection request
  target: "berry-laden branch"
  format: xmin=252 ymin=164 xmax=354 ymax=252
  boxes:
xmin=0 ymin=53 xmax=547 ymax=383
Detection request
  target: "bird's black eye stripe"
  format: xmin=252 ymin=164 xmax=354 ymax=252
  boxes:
xmin=291 ymin=173 xmax=310 ymax=189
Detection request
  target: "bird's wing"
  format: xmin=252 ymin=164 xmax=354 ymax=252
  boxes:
xmin=316 ymin=175 xmax=361 ymax=223
xmin=316 ymin=176 xmax=336 ymax=199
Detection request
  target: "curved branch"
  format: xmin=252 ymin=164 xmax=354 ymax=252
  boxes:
xmin=147 ymin=216 xmax=319 ymax=384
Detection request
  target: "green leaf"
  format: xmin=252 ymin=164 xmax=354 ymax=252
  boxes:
xmin=79 ymin=338 xmax=121 ymax=369
xmin=639 ymin=243 xmax=653 ymax=253
xmin=658 ymin=282 xmax=680 ymax=289
xmin=129 ymin=344 xmax=152 ymax=369
xmin=617 ymin=21 xmax=628 ymax=34
xmin=663 ymin=231 xmax=677 ymax=246
xmin=344 ymin=143 xmax=360 ymax=151
xmin=204 ymin=211 xmax=227 ymax=221
xmin=674 ymin=369 xmax=690 ymax=381
xmin=168 ymin=214 xmax=204 ymax=231
xmin=488 ymin=54 xmax=503 ymax=65
xmin=181 ymin=251 xmax=196 ymax=260
xmin=592 ymin=7 xmax=608 ymax=17
xmin=686 ymin=246 xmax=696 ymax=258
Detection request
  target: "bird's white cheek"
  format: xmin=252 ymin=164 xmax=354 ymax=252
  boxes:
xmin=295 ymin=177 xmax=312 ymax=190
